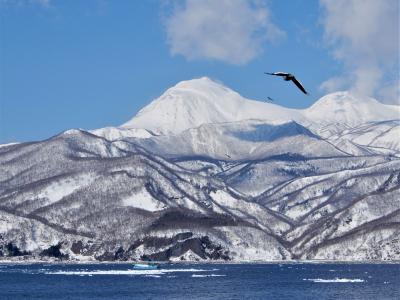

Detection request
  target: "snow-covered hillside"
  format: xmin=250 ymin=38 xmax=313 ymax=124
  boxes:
xmin=91 ymin=127 xmax=154 ymax=140
xmin=1 ymin=77 xmax=399 ymax=262
xmin=326 ymin=120 xmax=400 ymax=156
xmin=134 ymin=120 xmax=348 ymax=160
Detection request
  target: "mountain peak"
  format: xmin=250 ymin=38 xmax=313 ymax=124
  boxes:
xmin=304 ymin=91 xmax=400 ymax=125
xmin=311 ymin=91 xmax=379 ymax=106
xmin=122 ymin=77 xmax=300 ymax=134
xmin=156 ymin=77 xmax=240 ymax=107
xmin=173 ymin=76 xmax=222 ymax=89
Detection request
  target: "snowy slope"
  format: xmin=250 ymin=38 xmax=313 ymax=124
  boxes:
xmin=304 ymin=91 xmax=400 ymax=127
xmin=326 ymin=120 xmax=400 ymax=156
xmin=135 ymin=120 xmax=347 ymax=160
xmin=91 ymin=127 xmax=153 ymax=141
xmin=122 ymin=77 xmax=303 ymax=134
xmin=121 ymin=78 xmax=399 ymax=137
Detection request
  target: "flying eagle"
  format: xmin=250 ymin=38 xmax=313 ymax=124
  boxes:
xmin=264 ymin=72 xmax=308 ymax=95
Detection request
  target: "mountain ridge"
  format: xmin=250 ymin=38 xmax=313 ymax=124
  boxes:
xmin=121 ymin=77 xmax=399 ymax=135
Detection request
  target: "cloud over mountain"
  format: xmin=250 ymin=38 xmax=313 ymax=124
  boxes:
xmin=164 ymin=0 xmax=285 ymax=65
xmin=319 ymin=0 xmax=399 ymax=105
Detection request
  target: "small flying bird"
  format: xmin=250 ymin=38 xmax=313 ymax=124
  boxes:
xmin=264 ymin=72 xmax=308 ymax=95
xmin=265 ymin=96 xmax=275 ymax=102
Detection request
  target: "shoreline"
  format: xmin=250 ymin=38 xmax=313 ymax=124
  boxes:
xmin=1 ymin=259 xmax=399 ymax=265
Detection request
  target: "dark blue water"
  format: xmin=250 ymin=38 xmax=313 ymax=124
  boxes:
xmin=0 ymin=263 xmax=399 ymax=299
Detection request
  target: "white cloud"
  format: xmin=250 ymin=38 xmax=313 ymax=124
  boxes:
xmin=164 ymin=0 xmax=285 ymax=65
xmin=320 ymin=0 xmax=399 ymax=104
xmin=319 ymin=76 xmax=348 ymax=93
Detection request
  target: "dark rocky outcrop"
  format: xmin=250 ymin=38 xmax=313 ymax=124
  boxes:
xmin=91 ymin=233 xmax=230 ymax=262
xmin=40 ymin=243 xmax=68 ymax=259
xmin=95 ymin=251 xmax=116 ymax=261
xmin=0 ymin=242 xmax=31 ymax=257
xmin=71 ymin=240 xmax=97 ymax=257
xmin=145 ymin=236 xmax=230 ymax=261
xmin=71 ymin=241 xmax=84 ymax=254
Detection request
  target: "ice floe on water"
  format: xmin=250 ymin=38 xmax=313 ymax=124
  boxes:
xmin=304 ymin=278 xmax=364 ymax=283
xmin=45 ymin=268 xmax=217 ymax=276
xmin=191 ymin=274 xmax=226 ymax=278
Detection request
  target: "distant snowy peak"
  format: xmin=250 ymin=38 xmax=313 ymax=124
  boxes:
xmin=304 ymin=91 xmax=400 ymax=126
xmin=122 ymin=77 xmax=302 ymax=134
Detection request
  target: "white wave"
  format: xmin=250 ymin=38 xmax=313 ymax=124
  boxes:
xmin=46 ymin=268 xmax=216 ymax=276
xmin=145 ymin=275 xmax=161 ymax=278
xmin=191 ymin=274 xmax=226 ymax=278
xmin=304 ymin=278 xmax=364 ymax=283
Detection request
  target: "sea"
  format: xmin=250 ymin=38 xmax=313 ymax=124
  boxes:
xmin=0 ymin=262 xmax=399 ymax=299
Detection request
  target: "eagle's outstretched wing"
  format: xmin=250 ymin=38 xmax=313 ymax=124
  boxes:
xmin=264 ymin=72 xmax=289 ymax=77
xmin=291 ymin=77 xmax=308 ymax=95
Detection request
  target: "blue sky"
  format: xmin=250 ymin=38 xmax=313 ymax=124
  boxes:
xmin=1 ymin=0 xmax=398 ymax=143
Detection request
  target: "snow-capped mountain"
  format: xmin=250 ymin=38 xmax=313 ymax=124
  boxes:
xmin=122 ymin=77 xmax=304 ymax=135
xmin=304 ymin=91 xmax=400 ymax=127
xmin=121 ymin=77 xmax=399 ymax=136
xmin=1 ymin=77 xmax=399 ymax=262
xmin=112 ymin=77 xmax=400 ymax=159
